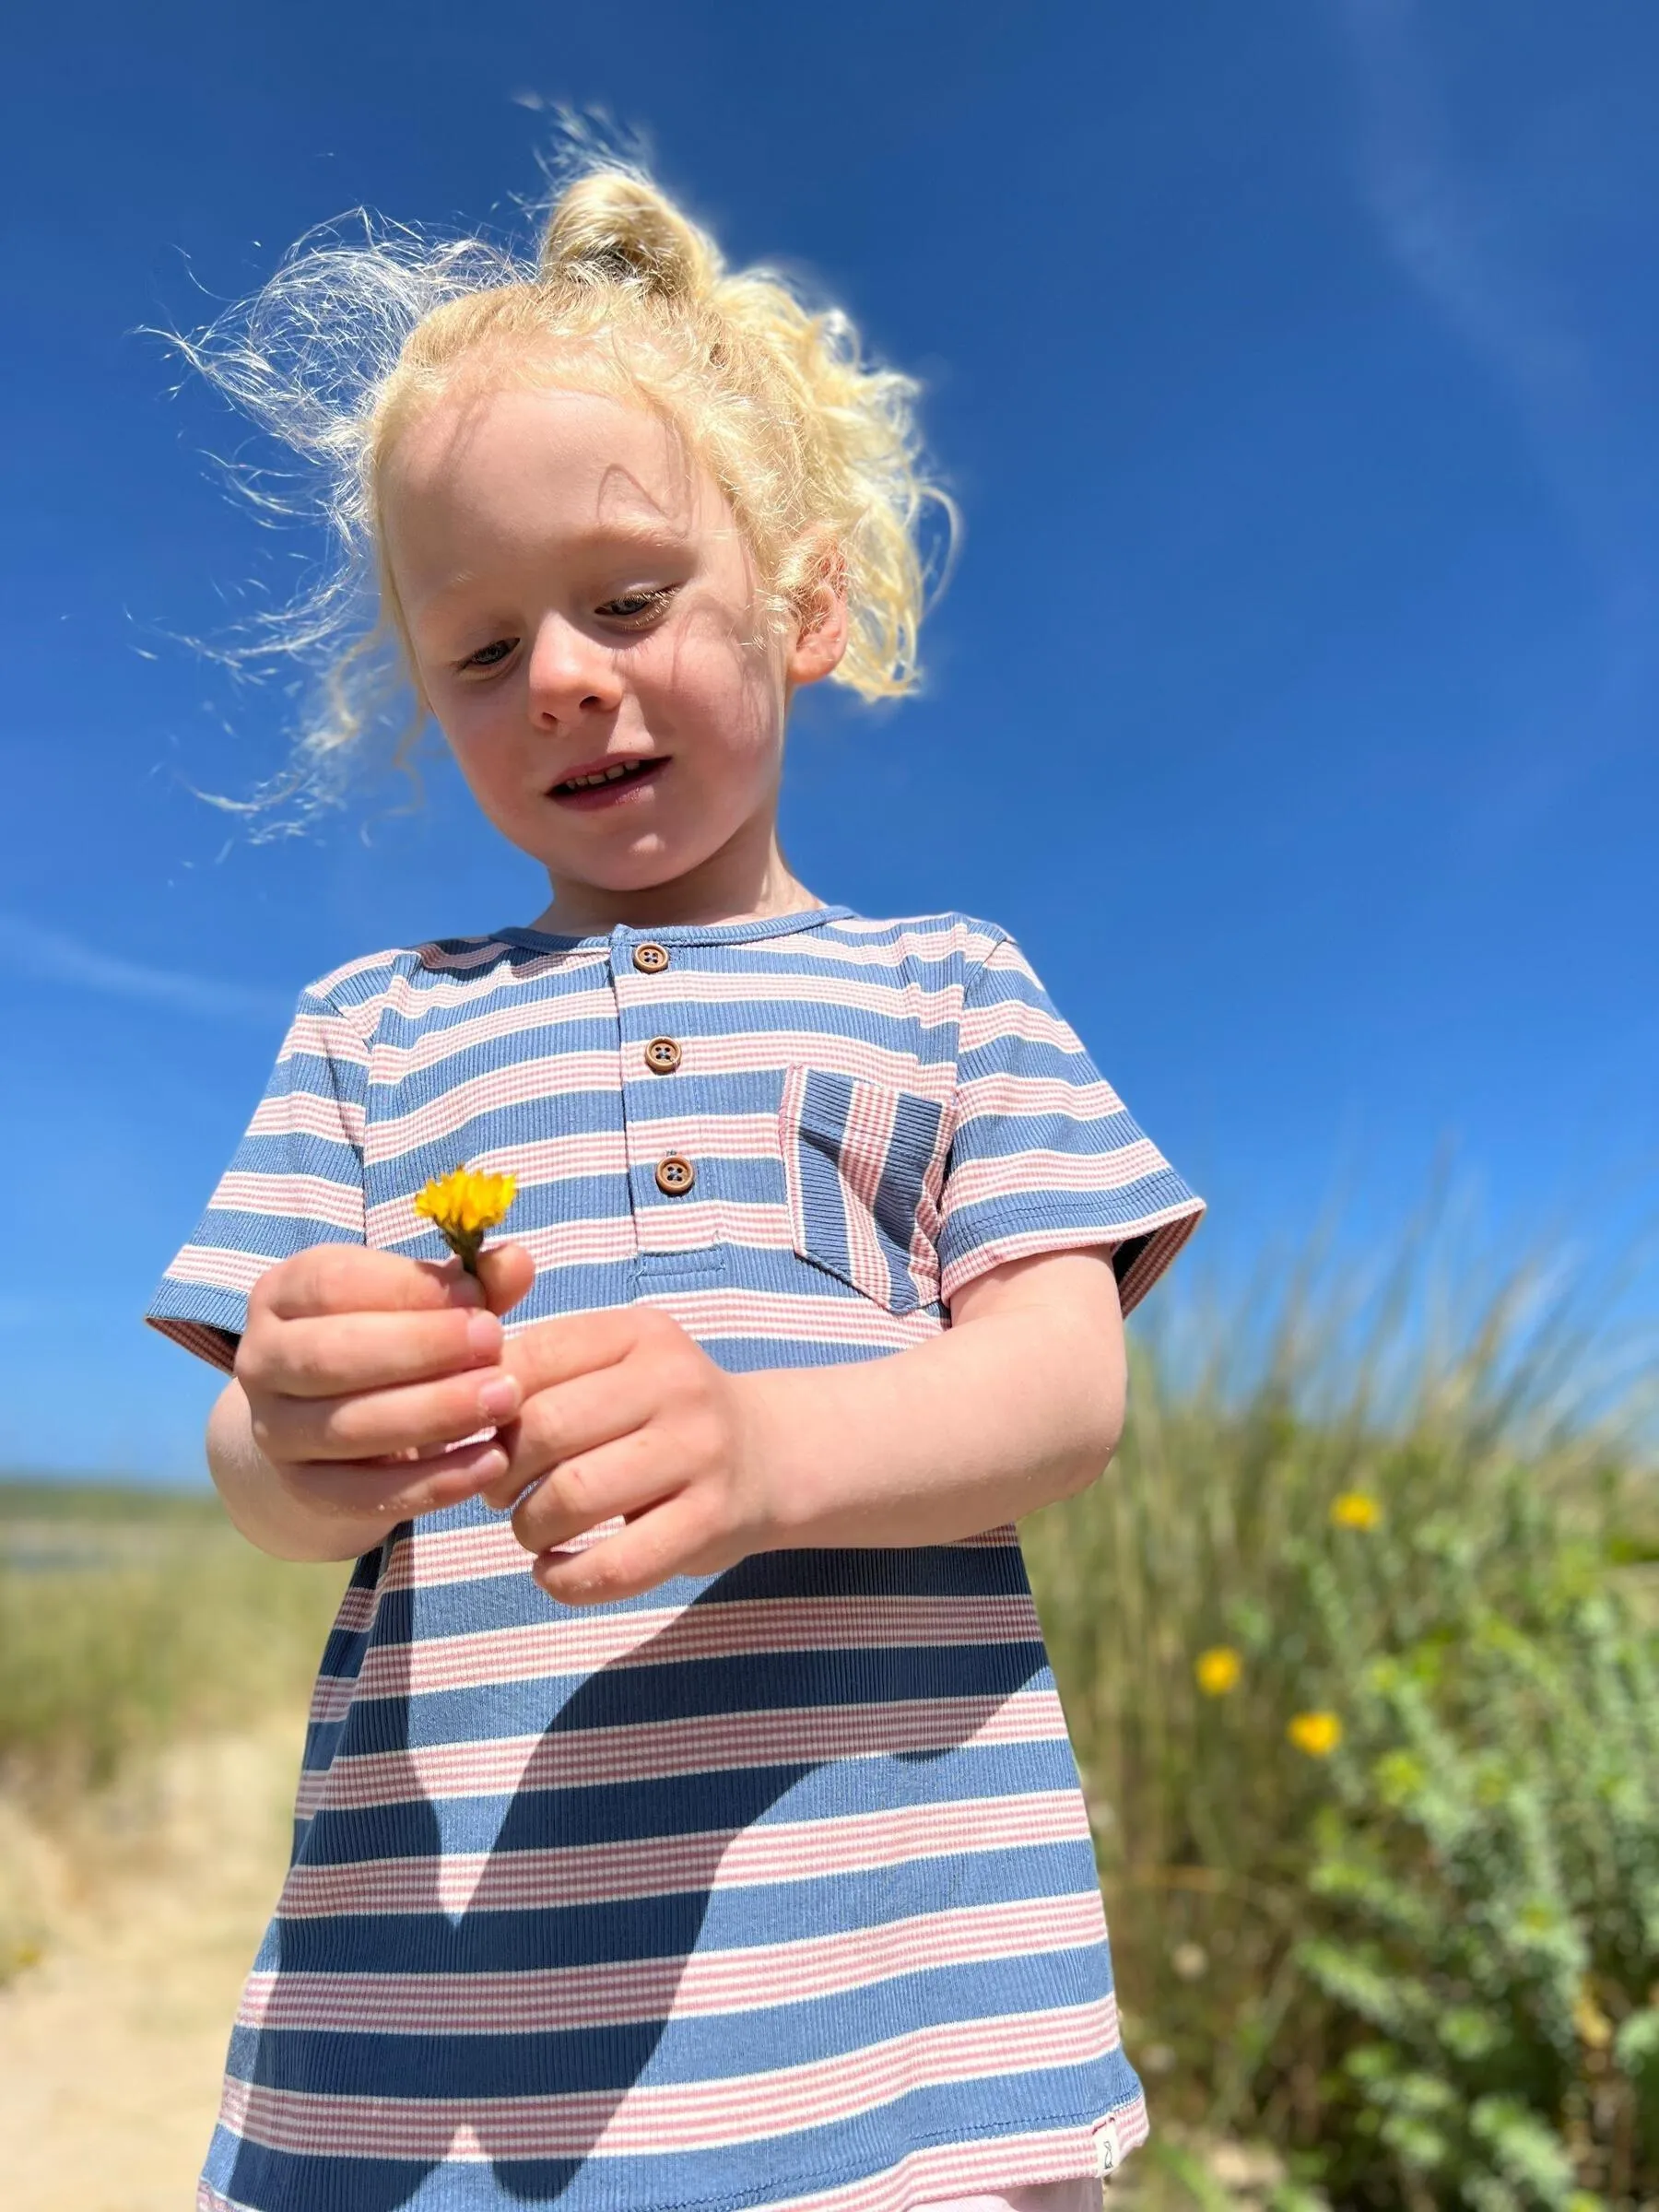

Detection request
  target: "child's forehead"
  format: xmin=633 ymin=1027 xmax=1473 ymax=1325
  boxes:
xmin=387 ymin=378 xmax=725 ymax=546
xmin=388 ymin=376 xmax=700 ymax=514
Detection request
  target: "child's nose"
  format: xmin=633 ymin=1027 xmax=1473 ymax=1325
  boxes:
xmin=525 ymin=614 xmax=624 ymax=724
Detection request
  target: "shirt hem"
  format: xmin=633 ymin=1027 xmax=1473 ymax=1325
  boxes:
xmin=146 ymin=1310 xmax=240 ymax=1374
xmin=195 ymin=2095 xmax=1147 ymax=2212
xmin=941 ymin=1196 xmax=1205 ymax=1317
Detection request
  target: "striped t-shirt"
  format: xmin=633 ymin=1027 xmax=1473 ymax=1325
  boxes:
xmin=147 ymin=906 xmax=1204 ymax=2212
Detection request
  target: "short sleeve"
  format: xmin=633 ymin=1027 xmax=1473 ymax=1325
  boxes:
xmin=938 ymin=935 xmax=1205 ymax=1314
xmin=145 ymin=989 xmax=370 ymax=1372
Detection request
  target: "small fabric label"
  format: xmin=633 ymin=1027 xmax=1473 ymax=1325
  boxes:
xmin=1094 ymin=2117 xmax=1123 ymax=2176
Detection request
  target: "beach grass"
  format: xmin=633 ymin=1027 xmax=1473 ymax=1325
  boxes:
xmin=1024 ymin=1243 xmax=1658 ymax=2206
xmin=0 ymin=1482 xmax=346 ymax=1806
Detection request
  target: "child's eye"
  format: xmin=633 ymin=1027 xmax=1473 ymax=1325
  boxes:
xmin=598 ymin=587 xmax=675 ymax=624
xmin=457 ymin=638 xmax=517 ymax=672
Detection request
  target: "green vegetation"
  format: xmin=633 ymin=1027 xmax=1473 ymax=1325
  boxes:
xmin=1025 ymin=1255 xmax=1658 ymax=2209
xmin=0 ymin=1482 xmax=346 ymax=1803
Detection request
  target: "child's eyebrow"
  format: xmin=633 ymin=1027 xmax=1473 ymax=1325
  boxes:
xmin=564 ymin=518 xmax=695 ymax=556
xmin=413 ymin=522 xmax=695 ymax=614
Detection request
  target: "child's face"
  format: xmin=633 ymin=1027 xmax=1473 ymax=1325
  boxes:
xmin=382 ymin=381 xmax=843 ymax=909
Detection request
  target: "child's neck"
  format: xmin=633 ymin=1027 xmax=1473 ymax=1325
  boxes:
xmin=529 ymin=833 xmax=821 ymax=938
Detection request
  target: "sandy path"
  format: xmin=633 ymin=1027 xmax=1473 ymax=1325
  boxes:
xmin=0 ymin=1720 xmax=305 ymax=2212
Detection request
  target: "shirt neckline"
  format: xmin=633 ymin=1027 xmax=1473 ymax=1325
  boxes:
xmin=492 ymin=905 xmax=855 ymax=953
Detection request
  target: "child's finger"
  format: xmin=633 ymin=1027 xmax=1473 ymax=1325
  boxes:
xmin=476 ymin=1241 xmax=535 ymax=1318
xmin=253 ymin=1365 xmax=522 ymax=1465
xmin=532 ymin=1491 xmax=715 ymax=1607
xmin=478 ymin=1365 xmax=659 ymax=1508
xmin=501 ymin=1306 xmax=659 ymax=1397
xmin=239 ymin=1307 xmax=503 ymax=1400
xmin=260 ymin=1244 xmax=486 ymax=1321
xmin=287 ymin=1438 xmax=509 ymax=1524
xmin=505 ymin=1428 xmax=670 ymax=1553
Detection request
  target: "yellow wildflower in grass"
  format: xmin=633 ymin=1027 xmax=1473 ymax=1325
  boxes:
xmin=1572 ymin=1982 xmax=1614 ymax=2050
xmin=1288 ymin=1711 xmax=1343 ymax=1758
xmin=1330 ymin=1490 xmax=1382 ymax=1531
xmin=414 ymin=1166 xmax=518 ymax=1276
xmin=1194 ymin=1646 xmax=1242 ymax=1697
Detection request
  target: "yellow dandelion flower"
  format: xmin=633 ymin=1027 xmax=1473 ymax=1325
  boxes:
xmin=1288 ymin=1711 xmax=1343 ymax=1758
xmin=1194 ymin=1646 xmax=1242 ymax=1697
xmin=1330 ymin=1490 xmax=1382 ymax=1531
xmin=1572 ymin=1982 xmax=1614 ymax=2050
xmin=414 ymin=1166 xmax=518 ymax=1275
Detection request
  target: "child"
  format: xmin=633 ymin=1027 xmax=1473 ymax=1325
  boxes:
xmin=149 ymin=161 xmax=1204 ymax=2212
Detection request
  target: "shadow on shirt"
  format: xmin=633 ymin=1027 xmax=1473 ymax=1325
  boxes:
xmin=219 ymin=1537 xmax=1054 ymax=2211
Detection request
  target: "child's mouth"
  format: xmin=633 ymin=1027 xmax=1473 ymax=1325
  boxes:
xmin=547 ymin=756 xmax=668 ymax=810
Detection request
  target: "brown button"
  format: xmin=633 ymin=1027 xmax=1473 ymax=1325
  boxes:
xmin=632 ymin=941 xmax=670 ymax=974
xmin=644 ymin=1036 xmax=683 ymax=1075
xmin=654 ymin=1154 xmax=696 ymax=1196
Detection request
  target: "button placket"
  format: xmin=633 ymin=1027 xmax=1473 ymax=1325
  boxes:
xmin=615 ymin=935 xmax=705 ymax=1259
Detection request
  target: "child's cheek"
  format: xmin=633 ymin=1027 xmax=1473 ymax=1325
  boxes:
xmin=441 ymin=712 xmax=530 ymax=807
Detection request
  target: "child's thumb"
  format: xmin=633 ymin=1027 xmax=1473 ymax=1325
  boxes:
xmin=477 ymin=1241 xmax=535 ymax=1318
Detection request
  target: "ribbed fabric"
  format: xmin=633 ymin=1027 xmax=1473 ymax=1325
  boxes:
xmin=148 ymin=909 xmax=1202 ymax=2212
xmin=912 ymin=2183 xmax=1101 ymax=2212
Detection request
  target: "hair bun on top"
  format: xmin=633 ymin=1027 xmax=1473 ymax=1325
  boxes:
xmin=537 ymin=172 xmax=718 ymax=303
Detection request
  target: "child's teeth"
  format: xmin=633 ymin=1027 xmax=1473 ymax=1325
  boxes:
xmin=564 ymin=761 xmax=646 ymax=791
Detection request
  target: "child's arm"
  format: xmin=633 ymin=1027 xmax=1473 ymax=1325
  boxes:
xmin=735 ymin=1249 xmax=1125 ymax=1544
xmin=487 ymin=1247 xmax=1126 ymax=1605
xmin=206 ymin=1238 xmax=1123 ymax=1587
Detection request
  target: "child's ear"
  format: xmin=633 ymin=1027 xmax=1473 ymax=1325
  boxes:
xmin=786 ymin=573 xmax=850 ymax=689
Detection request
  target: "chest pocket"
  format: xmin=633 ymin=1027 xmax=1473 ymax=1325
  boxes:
xmin=779 ymin=1065 xmax=947 ymax=1316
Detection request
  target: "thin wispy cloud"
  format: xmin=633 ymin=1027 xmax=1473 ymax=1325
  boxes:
xmin=1338 ymin=0 xmax=1655 ymax=864
xmin=1339 ymin=0 xmax=1640 ymax=592
xmin=0 ymin=916 xmax=290 ymax=1026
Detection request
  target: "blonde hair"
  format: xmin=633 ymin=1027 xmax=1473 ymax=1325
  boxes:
xmin=171 ymin=153 xmax=957 ymax=812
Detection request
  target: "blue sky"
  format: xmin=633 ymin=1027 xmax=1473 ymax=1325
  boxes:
xmin=2 ymin=0 xmax=1654 ymax=1479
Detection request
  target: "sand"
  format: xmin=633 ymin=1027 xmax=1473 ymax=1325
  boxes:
xmin=0 ymin=1721 xmax=304 ymax=2212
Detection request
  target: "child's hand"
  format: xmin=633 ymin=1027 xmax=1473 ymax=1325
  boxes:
xmin=481 ymin=1309 xmax=767 ymax=1605
xmin=233 ymin=1241 xmax=535 ymax=1525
